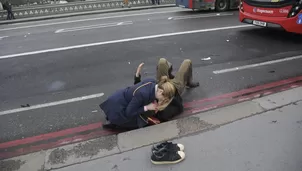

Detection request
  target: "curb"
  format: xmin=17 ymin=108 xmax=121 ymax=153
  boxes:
xmin=2 ymin=86 xmax=302 ymax=171
xmin=0 ymin=5 xmax=175 ymax=25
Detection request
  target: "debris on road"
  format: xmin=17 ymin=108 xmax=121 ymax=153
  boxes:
xmin=201 ymin=57 xmax=211 ymax=61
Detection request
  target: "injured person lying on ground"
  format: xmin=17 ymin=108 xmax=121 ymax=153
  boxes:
xmin=100 ymin=58 xmax=199 ymax=130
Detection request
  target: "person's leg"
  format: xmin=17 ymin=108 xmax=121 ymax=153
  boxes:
xmin=10 ymin=10 xmax=15 ymax=19
xmin=103 ymin=118 xmax=138 ymax=131
xmin=156 ymin=58 xmax=174 ymax=82
xmin=173 ymin=59 xmax=199 ymax=95
xmin=6 ymin=10 xmax=11 ymax=20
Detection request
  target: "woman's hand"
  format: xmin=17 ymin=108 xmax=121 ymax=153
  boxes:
xmin=145 ymin=101 xmax=158 ymax=111
xmin=136 ymin=63 xmax=144 ymax=77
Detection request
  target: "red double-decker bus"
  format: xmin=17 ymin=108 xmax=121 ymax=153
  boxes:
xmin=239 ymin=0 xmax=302 ymax=34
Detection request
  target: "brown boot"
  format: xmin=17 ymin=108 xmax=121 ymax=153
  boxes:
xmin=186 ymin=82 xmax=199 ymax=88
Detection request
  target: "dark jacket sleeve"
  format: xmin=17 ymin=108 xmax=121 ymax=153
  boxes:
xmin=156 ymin=105 xmax=181 ymax=122
xmin=155 ymin=92 xmax=184 ymax=122
xmin=125 ymin=91 xmax=145 ymax=118
xmin=134 ymin=74 xmax=141 ymax=85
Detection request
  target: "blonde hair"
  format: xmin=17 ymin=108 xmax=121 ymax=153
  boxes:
xmin=157 ymin=76 xmax=176 ymax=111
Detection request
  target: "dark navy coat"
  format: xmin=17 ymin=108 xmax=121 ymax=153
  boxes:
xmin=134 ymin=74 xmax=183 ymax=122
xmin=100 ymin=78 xmax=157 ymax=128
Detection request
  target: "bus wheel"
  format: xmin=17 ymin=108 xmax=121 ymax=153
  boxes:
xmin=215 ymin=0 xmax=229 ymax=12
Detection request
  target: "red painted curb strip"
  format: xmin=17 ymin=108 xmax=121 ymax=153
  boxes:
xmin=184 ymin=75 xmax=302 ymax=108
xmin=0 ymin=123 xmax=102 ymax=149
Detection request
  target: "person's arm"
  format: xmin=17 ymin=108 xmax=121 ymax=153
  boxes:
xmin=134 ymin=74 xmax=141 ymax=85
xmin=125 ymin=91 xmax=157 ymax=118
xmin=125 ymin=92 xmax=144 ymax=118
xmin=134 ymin=63 xmax=144 ymax=84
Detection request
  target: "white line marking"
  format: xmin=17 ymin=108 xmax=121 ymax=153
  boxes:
xmin=0 ymin=36 xmax=9 ymax=40
xmin=55 ymin=21 xmax=133 ymax=33
xmin=0 ymin=93 xmax=104 ymax=116
xmin=213 ymin=55 xmax=302 ymax=74
xmin=55 ymin=29 xmax=64 ymax=33
xmin=170 ymin=13 xmax=233 ymax=20
xmin=0 ymin=25 xmax=253 ymax=60
xmin=0 ymin=10 xmax=181 ymax=31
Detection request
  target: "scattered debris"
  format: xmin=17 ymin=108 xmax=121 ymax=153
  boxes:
xmin=112 ymin=164 xmax=118 ymax=170
xmin=201 ymin=57 xmax=211 ymax=61
xmin=122 ymin=157 xmax=131 ymax=161
xmin=21 ymin=104 xmax=30 ymax=107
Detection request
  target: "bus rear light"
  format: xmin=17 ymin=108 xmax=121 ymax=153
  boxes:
xmin=288 ymin=0 xmax=302 ymax=18
xmin=239 ymin=0 xmax=244 ymax=11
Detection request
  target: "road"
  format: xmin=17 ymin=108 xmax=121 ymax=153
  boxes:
xmin=57 ymin=99 xmax=302 ymax=171
xmin=0 ymin=7 xmax=302 ymax=143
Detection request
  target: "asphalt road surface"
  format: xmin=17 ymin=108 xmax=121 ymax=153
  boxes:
xmin=0 ymin=7 xmax=302 ymax=143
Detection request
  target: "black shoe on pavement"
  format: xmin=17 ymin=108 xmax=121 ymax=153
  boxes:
xmin=152 ymin=141 xmax=184 ymax=152
xmin=151 ymin=149 xmax=185 ymax=165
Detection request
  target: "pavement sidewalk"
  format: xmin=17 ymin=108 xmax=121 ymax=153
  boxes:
xmin=57 ymin=92 xmax=302 ymax=171
xmin=58 ymin=93 xmax=302 ymax=171
xmin=0 ymin=5 xmax=175 ymax=25
xmin=1 ymin=86 xmax=302 ymax=171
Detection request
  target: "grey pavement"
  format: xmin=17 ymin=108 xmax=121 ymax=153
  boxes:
xmin=0 ymin=7 xmax=302 ymax=145
xmin=55 ymin=97 xmax=302 ymax=171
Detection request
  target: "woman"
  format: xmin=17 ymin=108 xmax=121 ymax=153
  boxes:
xmin=100 ymin=76 xmax=175 ymax=130
xmin=134 ymin=57 xmax=199 ymax=123
xmin=134 ymin=63 xmax=184 ymax=123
